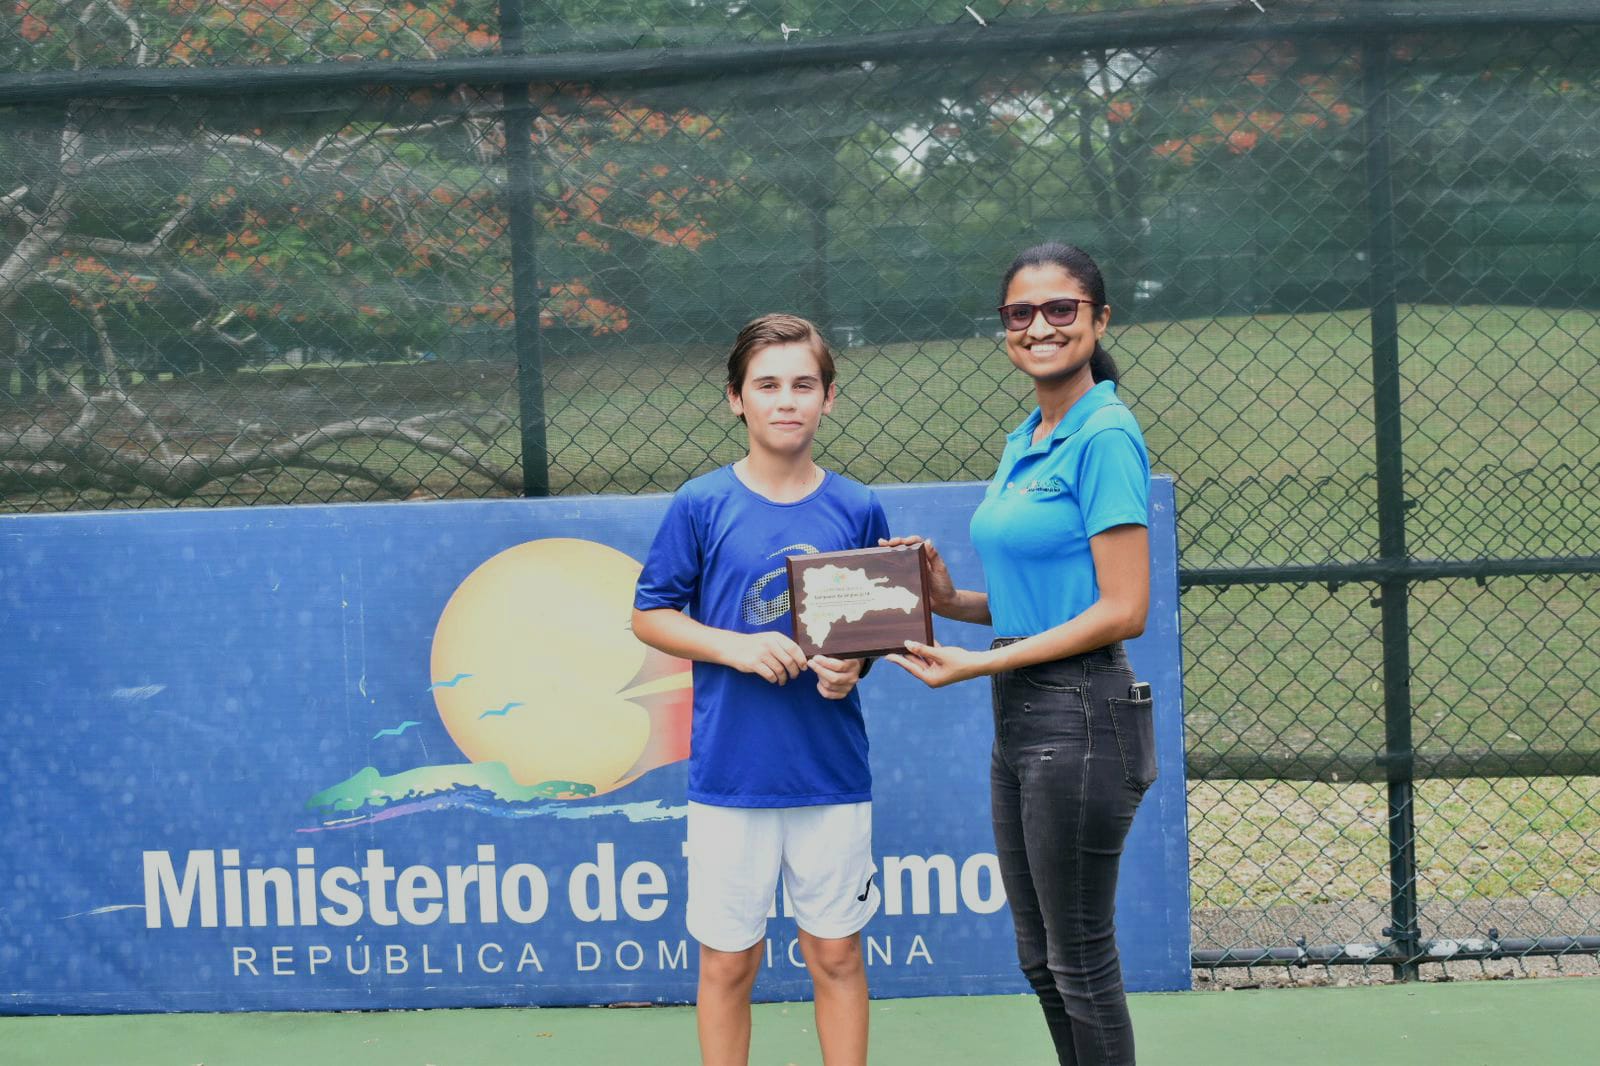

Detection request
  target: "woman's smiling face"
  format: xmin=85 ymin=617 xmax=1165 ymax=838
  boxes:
xmin=1001 ymin=264 xmax=1110 ymax=387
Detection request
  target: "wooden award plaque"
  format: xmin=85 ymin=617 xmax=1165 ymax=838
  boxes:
xmin=785 ymin=544 xmax=933 ymax=659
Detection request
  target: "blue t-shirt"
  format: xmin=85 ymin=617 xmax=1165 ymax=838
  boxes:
xmin=970 ymin=380 xmax=1150 ymax=638
xmin=633 ymin=465 xmax=890 ymax=807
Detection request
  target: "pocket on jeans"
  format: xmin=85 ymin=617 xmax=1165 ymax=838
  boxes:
xmin=1014 ymin=662 xmax=1083 ymax=694
xmin=1108 ymin=695 xmax=1159 ymax=789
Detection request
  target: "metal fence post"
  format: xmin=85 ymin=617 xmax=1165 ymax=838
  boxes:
xmin=805 ymin=142 xmax=840 ymax=338
xmin=499 ymin=0 xmax=550 ymax=497
xmin=809 ymin=193 xmax=831 ymax=336
xmin=1361 ymin=33 xmax=1420 ymax=981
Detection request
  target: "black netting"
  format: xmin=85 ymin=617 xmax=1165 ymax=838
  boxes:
xmin=2 ymin=1 xmax=1596 ymax=979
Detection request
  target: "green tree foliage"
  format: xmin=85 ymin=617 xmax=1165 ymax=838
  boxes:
xmin=0 ymin=0 xmax=727 ymax=378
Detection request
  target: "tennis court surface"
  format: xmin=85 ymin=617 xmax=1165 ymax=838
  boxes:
xmin=8 ymin=976 xmax=1595 ymax=1065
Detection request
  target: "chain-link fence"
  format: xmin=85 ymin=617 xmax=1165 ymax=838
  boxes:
xmin=3 ymin=1 xmax=1597 ymax=981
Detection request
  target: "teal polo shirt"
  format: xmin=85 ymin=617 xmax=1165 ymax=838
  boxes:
xmin=970 ymin=380 xmax=1150 ymax=638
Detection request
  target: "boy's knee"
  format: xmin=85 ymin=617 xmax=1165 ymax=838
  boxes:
xmin=802 ymin=934 xmax=864 ymax=984
xmin=700 ymin=943 xmax=763 ymax=990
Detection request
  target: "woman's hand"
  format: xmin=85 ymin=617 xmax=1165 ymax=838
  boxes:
xmin=809 ymin=654 xmax=864 ymax=700
xmin=721 ymin=631 xmax=809 ymax=685
xmin=885 ymin=640 xmax=989 ymax=688
xmin=878 ymin=535 xmax=957 ymax=614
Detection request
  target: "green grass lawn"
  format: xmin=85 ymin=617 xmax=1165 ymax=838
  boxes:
xmin=4 ymin=304 xmax=1596 ymax=921
xmin=1189 ymin=776 xmax=1600 ymax=909
xmin=1179 ymin=573 xmax=1599 ymax=781
xmin=516 ymin=306 xmax=1599 ymax=793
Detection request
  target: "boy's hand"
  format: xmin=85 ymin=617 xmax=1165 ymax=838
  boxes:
xmin=723 ymin=631 xmax=809 ymax=685
xmin=809 ymin=654 xmax=863 ymax=700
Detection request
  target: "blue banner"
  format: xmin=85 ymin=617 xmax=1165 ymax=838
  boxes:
xmin=0 ymin=478 xmax=1187 ymax=1014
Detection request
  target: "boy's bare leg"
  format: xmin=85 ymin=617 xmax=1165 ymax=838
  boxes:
xmin=697 ymin=941 xmax=765 ymax=1066
xmin=797 ymin=929 xmax=868 ymax=1066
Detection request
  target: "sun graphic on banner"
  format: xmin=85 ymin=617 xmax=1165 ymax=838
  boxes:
xmin=429 ymin=538 xmax=693 ymax=797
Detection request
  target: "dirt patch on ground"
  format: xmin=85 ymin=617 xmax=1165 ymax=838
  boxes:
xmin=1191 ymin=894 xmax=1600 ymax=987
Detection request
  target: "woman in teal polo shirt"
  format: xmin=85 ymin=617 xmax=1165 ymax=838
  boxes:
xmin=885 ymin=242 xmax=1155 ymax=1065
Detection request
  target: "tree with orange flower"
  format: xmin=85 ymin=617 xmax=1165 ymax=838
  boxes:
xmin=0 ymin=0 xmax=726 ymax=503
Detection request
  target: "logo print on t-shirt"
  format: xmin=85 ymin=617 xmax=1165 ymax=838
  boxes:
xmin=741 ymin=543 xmax=818 ymax=625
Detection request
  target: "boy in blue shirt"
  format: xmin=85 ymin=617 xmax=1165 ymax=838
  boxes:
xmin=634 ymin=313 xmax=887 ymax=1066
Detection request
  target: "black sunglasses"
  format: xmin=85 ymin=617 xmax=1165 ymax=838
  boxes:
xmin=996 ymin=298 xmax=1099 ymax=332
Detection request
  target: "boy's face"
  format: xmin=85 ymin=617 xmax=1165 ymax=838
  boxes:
xmin=727 ymin=341 xmax=836 ymax=456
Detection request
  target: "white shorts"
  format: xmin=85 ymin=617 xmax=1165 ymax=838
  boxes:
xmin=685 ymin=800 xmax=880 ymax=953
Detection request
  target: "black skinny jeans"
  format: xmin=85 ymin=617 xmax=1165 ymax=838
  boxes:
xmin=989 ymin=640 xmax=1158 ymax=1066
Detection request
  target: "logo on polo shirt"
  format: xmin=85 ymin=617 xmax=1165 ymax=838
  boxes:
xmin=1017 ymin=476 xmax=1067 ymax=496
